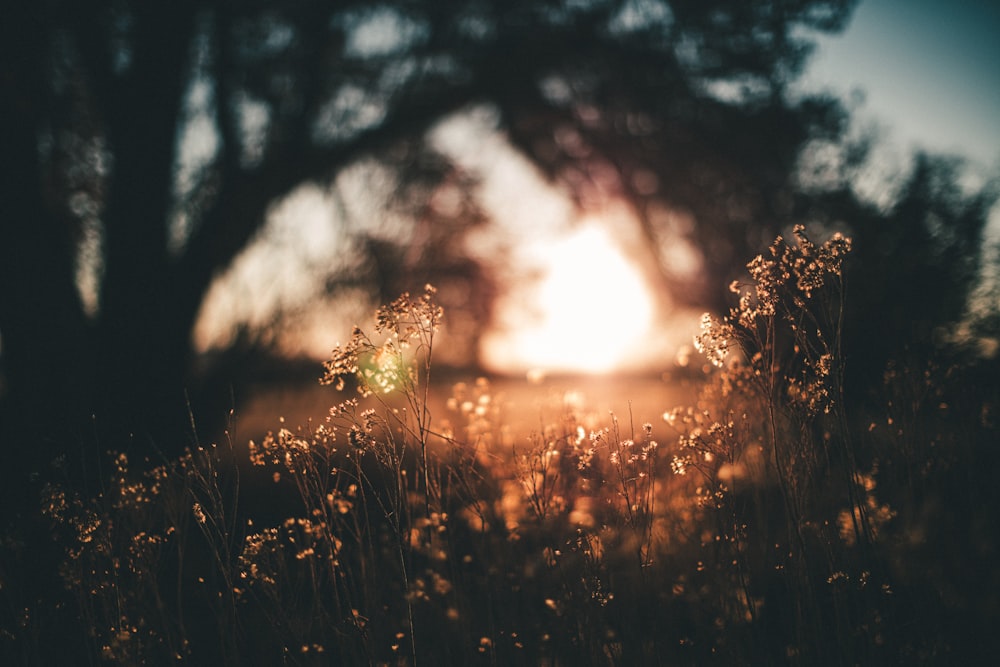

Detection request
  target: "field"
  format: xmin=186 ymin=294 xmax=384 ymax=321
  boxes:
xmin=236 ymin=372 xmax=696 ymax=446
xmin=4 ymin=230 xmax=998 ymax=666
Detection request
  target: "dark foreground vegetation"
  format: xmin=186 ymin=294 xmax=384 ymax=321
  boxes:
xmin=3 ymin=231 xmax=998 ymax=666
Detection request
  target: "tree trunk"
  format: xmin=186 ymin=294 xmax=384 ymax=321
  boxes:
xmin=0 ymin=6 xmax=96 ymax=509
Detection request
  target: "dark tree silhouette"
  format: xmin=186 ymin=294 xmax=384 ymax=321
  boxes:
xmin=0 ymin=0 xmax=864 ymax=484
xmin=819 ymin=152 xmax=998 ymax=394
xmin=3 ymin=0 xmax=995 ymax=485
xmin=500 ymin=0 xmax=860 ymax=310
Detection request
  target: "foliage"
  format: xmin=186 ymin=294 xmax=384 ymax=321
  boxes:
xmin=0 ymin=0 xmax=863 ymax=467
xmin=6 ymin=233 xmax=998 ymax=665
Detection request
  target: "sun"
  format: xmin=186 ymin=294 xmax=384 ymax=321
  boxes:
xmin=481 ymin=219 xmax=657 ymax=374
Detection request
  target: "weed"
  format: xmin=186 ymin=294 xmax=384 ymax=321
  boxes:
xmin=4 ymin=231 xmax=998 ymax=665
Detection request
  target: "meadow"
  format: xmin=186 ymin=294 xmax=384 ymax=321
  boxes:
xmin=3 ymin=228 xmax=998 ymax=665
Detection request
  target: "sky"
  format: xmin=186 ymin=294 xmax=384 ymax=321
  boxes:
xmin=801 ymin=0 xmax=1000 ymax=168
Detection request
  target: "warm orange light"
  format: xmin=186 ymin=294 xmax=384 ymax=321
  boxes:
xmin=481 ymin=220 xmax=656 ymax=374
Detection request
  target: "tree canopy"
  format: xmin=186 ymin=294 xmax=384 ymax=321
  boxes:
xmin=1 ymin=0 xmax=994 ymax=490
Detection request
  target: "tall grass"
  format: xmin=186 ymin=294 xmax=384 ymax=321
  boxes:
xmin=3 ymin=231 xmax=998 ymax=665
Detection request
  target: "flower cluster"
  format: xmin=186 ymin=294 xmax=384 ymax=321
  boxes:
xmin=321 ymin=284 xmax=442 ymax=396
xmin=736 ymin=225 xmax=852 ymax=322
xmin=663 ymin=404 xmax=743 ymax=488
xmin=787 ymin=352 xmax=835 ymax=416
xmin=694 ymin=312 xmax=734 ymax=368
xmin=722 ymin=225 xmax=851 ymax=334
xmin=695 ymin=226 xmax=853 ymax=420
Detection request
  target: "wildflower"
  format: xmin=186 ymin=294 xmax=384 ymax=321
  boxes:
xmin=671 ymin=455 xmax=691 ymax=476
xmin=347 ymin=426 xmax=368 ymax=450
xmin=694 ymin=313 xmax=731 ymax=368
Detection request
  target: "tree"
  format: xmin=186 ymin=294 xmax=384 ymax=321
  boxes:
xmin=816 ymin=152 xmax=999 ymax=393
xmin=2 ymin=0 xmax=863 ymax=489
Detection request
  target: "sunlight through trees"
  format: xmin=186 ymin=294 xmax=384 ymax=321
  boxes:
xmin=482 ymin=220 xmax=659 ymax=374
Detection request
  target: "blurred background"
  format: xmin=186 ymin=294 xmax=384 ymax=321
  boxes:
xmin=1 ymin=0 xmax=998 ymax=468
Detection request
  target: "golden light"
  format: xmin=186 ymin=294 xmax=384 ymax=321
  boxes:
xmin=481 ymin=219 xmax=657 ymax=374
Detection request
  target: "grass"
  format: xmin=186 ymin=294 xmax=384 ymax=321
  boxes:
xmin=3 ymin=230 xmax=999 ymax=665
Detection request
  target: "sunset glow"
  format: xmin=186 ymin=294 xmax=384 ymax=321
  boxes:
xmin=482 ymin=221 xmax=656 ymax=374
